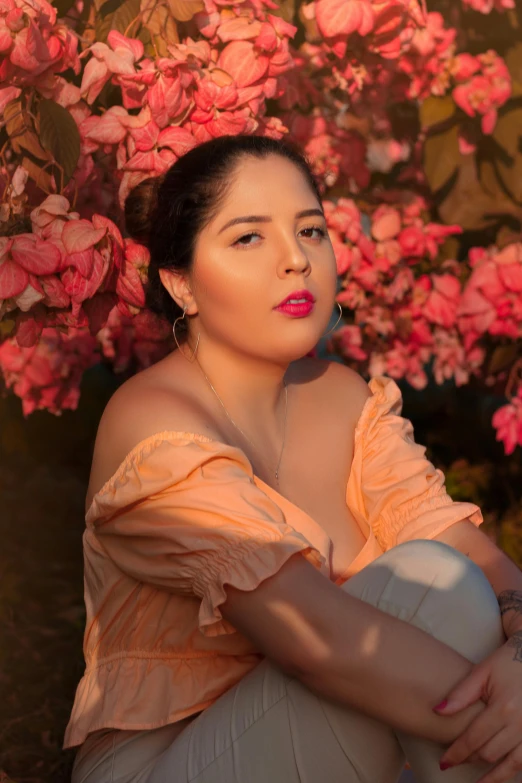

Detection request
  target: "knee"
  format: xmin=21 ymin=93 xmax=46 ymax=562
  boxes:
xmin=349 ymin=539 xmax=505 ymax=663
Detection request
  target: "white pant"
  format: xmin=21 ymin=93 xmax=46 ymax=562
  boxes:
xmin=72 ymin=539 xmax=513 ymax=783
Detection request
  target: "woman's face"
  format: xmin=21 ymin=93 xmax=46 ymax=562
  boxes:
xmin=188 ymin=154 xmax=338 ymax=362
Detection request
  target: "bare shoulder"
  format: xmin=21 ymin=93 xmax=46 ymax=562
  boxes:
xmin=293 ymin=356 xmax=372 ymax=418
xmin=85 ymin=363 xmax=221 ymax=511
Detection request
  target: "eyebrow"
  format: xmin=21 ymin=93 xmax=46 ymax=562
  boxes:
xmin=217 ymin=208 xmax=325 ymax=235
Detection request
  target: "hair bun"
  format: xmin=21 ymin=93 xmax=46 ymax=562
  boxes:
xmin=124 ymin=174 xmax=165 ymax=245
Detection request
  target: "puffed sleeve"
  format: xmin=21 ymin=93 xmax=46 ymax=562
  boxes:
xmin=86 ymin=432 xmax=327 ymax=637
xmin=354 ymin=377 xmax=483 ymax=552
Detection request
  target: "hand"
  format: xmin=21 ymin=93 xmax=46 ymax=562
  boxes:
xmin=435 ymin=631 xmax=522 ymax=783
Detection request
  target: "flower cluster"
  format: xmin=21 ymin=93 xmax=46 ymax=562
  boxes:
xmin=0 ymin=0 xmax=80 ymax=98
xmin=0 ymin=194 xmax=151 ymax=344
xmin=492 ymin=382 xmax=522 ymax=455
xmin=0 ymin=326 xmax=99 ymax=416
xmin=0 ymin=0 xmax=520 ymax=453
xmin=461 ymin=0 xmax=515 ymax=13
xmin=325 ymin=196 xmax=487 ymax=391
xmin=457 ymin=244 xmax=522 ymax=349
xmin=451 ymin=50 xmax=511 ymax=134
xmin=97 ymin=306 xmax=172 ymax=373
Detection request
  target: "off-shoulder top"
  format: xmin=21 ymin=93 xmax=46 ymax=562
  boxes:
xmin=63 ymin=375 xmax=483 ymax=749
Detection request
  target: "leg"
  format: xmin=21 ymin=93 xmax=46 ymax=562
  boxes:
xmin=145 ymin=658 xmax=405 ymax=783
xmin=72 ymin=666 xmax=407 ymax=783
xmin=72 ymin=539 xmax=511 ymax=783
xmin=341 ymin=539 xmax=510 ymax=783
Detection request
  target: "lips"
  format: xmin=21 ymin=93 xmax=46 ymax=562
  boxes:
xmin=276 ymin=289 xmax=315 ymax=308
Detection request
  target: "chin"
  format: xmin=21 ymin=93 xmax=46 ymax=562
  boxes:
xmin=277 ymin=337 xmax=322 ymax=364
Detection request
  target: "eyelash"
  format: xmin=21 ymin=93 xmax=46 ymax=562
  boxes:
xmin=232 ymin=225 xmax=327 ymax=248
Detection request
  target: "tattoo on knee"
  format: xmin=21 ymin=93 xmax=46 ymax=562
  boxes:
xmin=507 ymin=631 xmax=522 ymax=663
xmin=498 ymin=590 xmax=522 ymax=620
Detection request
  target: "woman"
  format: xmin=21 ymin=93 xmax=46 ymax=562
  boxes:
xmin=67 ymin=134 xmax=522 ymax=783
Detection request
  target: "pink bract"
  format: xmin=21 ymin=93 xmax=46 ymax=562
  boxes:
xmin=0 ymin=0 xmax=519 ymax=454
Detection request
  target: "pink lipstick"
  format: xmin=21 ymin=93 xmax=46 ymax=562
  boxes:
xmin=274 ymin=289 xmax=315 ymax=318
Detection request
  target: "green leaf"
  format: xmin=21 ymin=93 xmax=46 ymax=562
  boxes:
xmin=53 ymin=0 xmax=78 ymax=18
xmin=37 ymin=99 xmax=81 ymax=188
xmin=419 ymin=95 xmax=456 ymax=131
xmin=0 ymin=319 xmax=15 ymax=338
xmin=4 ymin=99 xmax=50 ymax=160
xmin=488 ymin=344 xmax=519 ymax=374
xmin=492 ymin=106 xmax=522 ymax=204
xmin=505 ymin=41 xmax=522 ymax=97
xmin=437 ymin=235 xmax=460 ymax=263
xmin=167 ymin=0 xmax=204 ymax=22
xmin=96 ymin=0 xmax=141 ymax=42
xmin=423 ymin=125 xmax=461 ymax=193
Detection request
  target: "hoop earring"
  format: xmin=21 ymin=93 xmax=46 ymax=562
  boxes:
xmin=321 ymin=302 xmax=343 ymax=338
xmin=172 ymin=306 xmax=200 ymax=362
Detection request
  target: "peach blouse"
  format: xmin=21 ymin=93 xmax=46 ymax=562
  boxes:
xmin=64 ymin=375 xmax=483 ymax=749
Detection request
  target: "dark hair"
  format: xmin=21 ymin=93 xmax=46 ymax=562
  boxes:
xmin=124 ymin=134 xmax=322 ymax=340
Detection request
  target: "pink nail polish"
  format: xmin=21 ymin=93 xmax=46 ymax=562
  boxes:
xmin=433 ymin=699 xmax=448 ymax=711
xmin=440 ymin=761 xmax=453 ymax=771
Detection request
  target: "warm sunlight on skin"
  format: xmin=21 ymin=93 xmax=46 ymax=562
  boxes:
xmin=267 ymin=596 xmax=383 ymax=664
xmin=158 ymin=154 xmax=339 ymax=430
xmin=360 ymin=624 xmax=381 ymax=657
xmin=266 ymin=597 xmax=333 ymax=660
xmin=191 ymin=155 xmax=338 ymax=361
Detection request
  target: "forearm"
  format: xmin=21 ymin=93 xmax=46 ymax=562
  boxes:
xmin=434 ymin=520 xmax=522 ymax=637
xmin=294 ymin=588 xmax=484 ymax=744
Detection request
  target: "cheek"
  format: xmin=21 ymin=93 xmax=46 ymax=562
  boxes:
xmin=194 ymin=255 xmax=263 ymax=315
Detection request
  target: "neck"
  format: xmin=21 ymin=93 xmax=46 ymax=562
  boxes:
xmin=187 ymin=340 xmax=292 ymax=443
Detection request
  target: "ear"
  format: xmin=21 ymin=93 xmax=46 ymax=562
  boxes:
xmin=158 ymin=269 xmax=196 ymax=315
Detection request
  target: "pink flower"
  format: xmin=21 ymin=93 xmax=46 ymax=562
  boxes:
xmin=366 ymin=138 xmax=410 ymax=173
xmin=398 ymin=225 xmax=426 ymax=257
xmin=371 ymin=205 xmax=401 ymax=241
xmin=116 ymin=239 xmax=150 ymax=315
xmin=324 ymin=198 xmax=363 ymax=244
xmin=97 ymin=306 xmax=171 ymax=374
xmin=80 ymin=31 xmax=143 ymax=104
xmin=0 ymin=327 xmax=99 ymax=416
xmin=375 ymin=340 xmax=430 ymax=389
xmin=461 ymin=0 xmax=514 ymax=13
xmin=432 ymin=329 xmax=483 ymax=386
xmin=457 ymin=287 xmax=496 ymax=346
xmin=330 ymin=324 xmax=367 ymax=360
xmin=423 ymin=273 xmax=461 ymax=328
xmin=495 ymin=243 xmax=522 ymax=292
xmin=452 ymin=50 xmax=511 ymax=134
xmin=315 ymin=0 xmax=374 ymax=39
xmin=492 ymin=386 xmax=522 ymax=455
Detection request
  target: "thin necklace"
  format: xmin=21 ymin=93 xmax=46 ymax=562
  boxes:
xmin=193 ymin=356 xmax=288 ymax=487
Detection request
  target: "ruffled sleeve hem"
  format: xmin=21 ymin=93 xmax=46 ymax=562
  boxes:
xmin=86 ymin=432 xmax=329 ymax=635
xmin=353 ymin=375 xmax=483 ymax=552
xmin=354 ymin=375 xmax=405 ymax=447
xmin=195 ymin=537 xmax=326 ymax=637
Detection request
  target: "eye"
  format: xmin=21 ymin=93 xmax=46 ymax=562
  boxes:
xmin=232 ymin=225 xmax=326 ymax=248
xmin=300 ymin=225 xmax=327 ymax=240
xmin=233 ymin=231 xmax=261 ymax=248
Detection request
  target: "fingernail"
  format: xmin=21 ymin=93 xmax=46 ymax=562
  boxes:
xmin=433 ymin=699 xmax=448 ymax=712
xmin=440 ymin=761 xmax=453 ymax=771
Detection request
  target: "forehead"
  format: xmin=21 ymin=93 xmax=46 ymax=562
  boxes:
xmin=199 ymin=154 xmax=319 ymax=236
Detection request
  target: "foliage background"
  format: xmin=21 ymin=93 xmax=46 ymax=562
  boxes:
xmin=1 ymin=0 xmax=522 ymax=780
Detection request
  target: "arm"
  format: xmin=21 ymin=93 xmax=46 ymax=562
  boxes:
xmin=221 ymin=551 xmax=485 ymax=744
xmin=434 ymin=520 xmax=522 ymax=638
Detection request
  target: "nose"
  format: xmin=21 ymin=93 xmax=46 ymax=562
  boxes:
xmin=278 ymin=232 xmax=311 ymax=277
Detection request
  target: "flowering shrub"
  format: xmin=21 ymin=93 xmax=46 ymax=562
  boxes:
xmin=1 ymin=0 xmax=522 ymax=454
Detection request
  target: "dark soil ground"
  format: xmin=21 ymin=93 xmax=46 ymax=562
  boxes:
xmin=0 ymin=364 xmax=521 ymax=782
xmin=0 ymin=367 xmax=118 ymax=783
